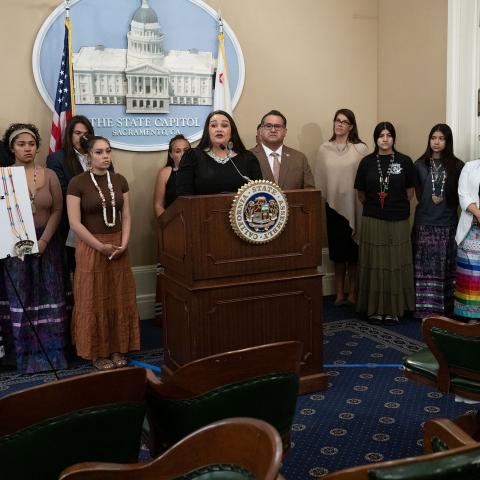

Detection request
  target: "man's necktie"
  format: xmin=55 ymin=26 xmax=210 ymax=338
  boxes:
xmin=271 ymin=152 xmax=280 ymax=184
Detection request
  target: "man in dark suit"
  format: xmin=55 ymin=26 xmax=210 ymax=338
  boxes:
xmin=250 ymin=110 xmax=314 ymax=189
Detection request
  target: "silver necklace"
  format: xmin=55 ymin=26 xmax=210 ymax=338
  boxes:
xmin=206 ymin=149 xmax=230 ymax=164
xmin=376 ymin=153 xmax=395 ymax=208
xmin=334 ymin=142 xmax=348 ymax=153
xmin=90 ymin=170 xmax=116 ymax=227
xmin=430 ymin=158 xmax=446 ymax=204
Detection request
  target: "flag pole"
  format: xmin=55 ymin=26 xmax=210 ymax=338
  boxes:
xmin=65 ymin=0 xmax=75 ymax=115
xmin=49 ymin=0 xmax=75 ymax=153
xmin=213 ymin=10 xmax=232 ymax=114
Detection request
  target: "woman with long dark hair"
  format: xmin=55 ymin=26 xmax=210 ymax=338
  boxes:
xmin=412 ymin=124 xmax=463 ymax=318
xmin=314 ymin=108 xmax=368 ymax=305
xmin=67 ymin=135 xmax=139 ymax=370
xmin=47 ymin=115 xmax=95 ymax=272
xmin=154 ymin=134 xmax=191 ymax=217
xmin=176 ymin=110 xmax=262 ymax=195
xmin=354 ymin=122 xmax=415 ymax=324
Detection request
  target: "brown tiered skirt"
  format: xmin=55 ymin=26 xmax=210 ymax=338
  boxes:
xmin=72 ymin=232 xmax=140 ymax=360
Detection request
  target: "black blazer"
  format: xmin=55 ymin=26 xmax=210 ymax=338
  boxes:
xmin=0 ymin=140 xmax=11 ymax=167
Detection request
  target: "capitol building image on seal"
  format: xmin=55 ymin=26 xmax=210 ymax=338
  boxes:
xmin=73 ymin=0 xmax=215 ymax=114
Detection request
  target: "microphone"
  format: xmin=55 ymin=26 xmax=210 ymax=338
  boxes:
xmin=217 ymin=143 xmax=250 ymax=181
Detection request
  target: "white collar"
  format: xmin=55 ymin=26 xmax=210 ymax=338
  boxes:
xmin=261 ymin=144 xmax=283 ymax=159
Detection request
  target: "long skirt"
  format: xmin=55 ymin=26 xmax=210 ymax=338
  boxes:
xmin=326 ymin=203 xmax=359 ymax=263
xmin=454 ymin=224 xmax=480 ymax=318
xmin=357 ymin=217 xmax=414 ymax=316
xmin=412 ymin=224 xmax=457 ymax=319
xmin=0 ymin=230 xmax=69 ymax=373
xmin=72 ymin=232 xmax=140 ymax=360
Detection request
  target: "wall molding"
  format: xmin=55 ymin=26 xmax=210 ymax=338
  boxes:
xmin=133 ymin=248 xmax=335 ymax=320
xmin=132 ymin=264 xmax=156 ymax=320
xmin=447 ymin=0 xmax=480 ymax=162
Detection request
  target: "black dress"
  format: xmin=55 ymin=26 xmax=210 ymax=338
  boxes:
xmin=164 ymin=168 xmax=177 ymax=208
xmin=176 ymin=148 xmax=263 ymax=196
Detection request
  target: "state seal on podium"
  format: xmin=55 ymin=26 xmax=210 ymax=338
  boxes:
xmin=230 ymin=180 xmax=289 ymax=244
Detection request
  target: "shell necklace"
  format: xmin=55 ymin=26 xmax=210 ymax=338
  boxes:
xmin=90 ymin=170 xmax=116 ymax=227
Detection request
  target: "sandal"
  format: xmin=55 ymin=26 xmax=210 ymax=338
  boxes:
xmin=93 ymin=358 xmax=115 ymax=371
xmin=368 ymin=314 xmax=383 ymax=325
xmin=111 ymin=353 xmax=128 ymax=368
xmin=384 ymin=315 xmax=399 ymax=326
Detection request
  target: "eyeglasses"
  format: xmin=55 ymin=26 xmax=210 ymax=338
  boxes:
xmin=334 ymin=119 xmax=351 ymax=126
xmin=261 ymin=123 xmax=285 ymax=131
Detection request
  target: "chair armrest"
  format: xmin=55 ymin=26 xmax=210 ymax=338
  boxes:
xmin=424 ymin=418 xmax=477 ymax=453
xmin=421 ymin=316 xmax=480 ymax=392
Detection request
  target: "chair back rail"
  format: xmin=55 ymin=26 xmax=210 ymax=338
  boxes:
xmin=323 ymin=444 xmax=480 ymax=479
xmin=59 ymin=417 xmax=283 ymax=480
xmin=0 ymin=367 xmax=148 ymax=435
xmin=147 ymin=341 xmax=302 ymax=398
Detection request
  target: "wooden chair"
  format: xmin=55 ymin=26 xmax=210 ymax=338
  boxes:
xmin=424 ymin=412 xmax=480 ymax=453
xmin=145 ymin=341 xmax=302 ymax=455
xmin=59 ymin=417 xmax=283 ymax=480
xmin=322 ymin=444 xmax=480 ymax=479
xmin=403 ymin=315 xmax=480 ymax=399
xmin=0 ymin=367 xmax=148 ymax=480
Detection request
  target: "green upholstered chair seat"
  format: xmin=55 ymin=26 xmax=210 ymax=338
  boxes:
xmin=148 ymin=373 xmax=298 ymax=449
xmin=0 ymin=401 xmax=145 ymax=480
xmin=431 ymin=328 xmax=480 ymax=368
xmin=174 ymin=464 xmax=256 ymax=480
xmin=404 ymin=348 xmax=439 ymax=380
xmin=368 ymin=446 xmax=480 ymax=479
xmin=405 ymin=348 xmax=480 ymax=393
xmin=451 ymin=376 xmax=480 ymax=393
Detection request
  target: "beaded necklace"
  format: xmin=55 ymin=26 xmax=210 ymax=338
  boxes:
xmin=27 ymin=165 xmax=37 ymax=213
xmin=430 ymin=158 xmax=446 ymax=205
xmin=90 ymin=171 xmax=116 ymax=228
xmin=1 ymin=167 xmax=34 ymax=259
xmin=206 ymin=149 xmax=230 ymax=164
xmin=376 ymin=153 xmax=395 ymax=208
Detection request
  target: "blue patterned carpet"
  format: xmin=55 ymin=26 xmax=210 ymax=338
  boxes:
xmin=282 ymin=303 xmax=474 ymax=479
xmin=0 ymin=299 xmax=475 ymax=479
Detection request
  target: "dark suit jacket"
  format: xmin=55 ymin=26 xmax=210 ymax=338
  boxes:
xmin=250 ymin=144 xmax=315 ymax=190
xmin=0 ymin=140 xmax=12 ymax=167
xmin=46 ymin=150 xmax=72 ymax=196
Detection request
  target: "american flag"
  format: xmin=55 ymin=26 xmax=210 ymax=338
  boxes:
xmin=49 ymin=16 xmax=75 ymax=154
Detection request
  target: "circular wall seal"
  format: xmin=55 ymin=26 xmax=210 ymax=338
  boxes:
xmin=230 ymin=180 xmax=289 ymax=244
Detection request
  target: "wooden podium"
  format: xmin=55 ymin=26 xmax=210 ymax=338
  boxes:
xmin=157 ymin=189 xmax=327 ymax=394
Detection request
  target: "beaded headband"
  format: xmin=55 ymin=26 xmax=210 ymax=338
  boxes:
xmin=8 ymin=128 xmax=37 ymax=147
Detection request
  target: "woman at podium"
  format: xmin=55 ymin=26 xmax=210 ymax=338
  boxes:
xmin=176 ymin=110 xmax=262 ymax=196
